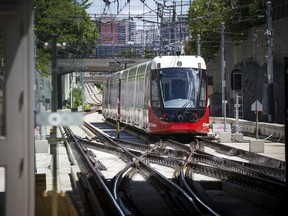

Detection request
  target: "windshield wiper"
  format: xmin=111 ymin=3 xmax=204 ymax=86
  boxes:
xmin=171 ymin=98 xmax=194 ymax=121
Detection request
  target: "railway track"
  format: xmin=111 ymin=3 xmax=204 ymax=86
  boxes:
xmin=84 ymin=83 xmax=102 ymax=106
xmin=79 ymin=123 xmax=212 ymax=215
xmin=61 ymin=121 xmax=287 ymax=216
xmin=62 ymin=126 xmax=125 ymax=216
xmin=197 ymin=137 xmax=286 ymax=169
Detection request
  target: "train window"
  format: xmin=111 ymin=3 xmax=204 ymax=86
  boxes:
xmin=159 ymin=68 xmax=200 ymax=108
xmin=151 ymin=71 xmax=161 ymax=108
xmin=129 ymin=67 xmax=137 ymax=79
xmin=121 ymin=69 xmax=129 ymax=108
xmin=0 ymin=24 xmax=5 ymax=136
xmin=137 ymin=64 xmax=146 ymax=76
xmin=199 ymin=79 xmax=207 ymax=108
xmin=144 ymin=62 xmax=151 ymax=109
xmin=0 ymin=166 xmax=6 ymax=215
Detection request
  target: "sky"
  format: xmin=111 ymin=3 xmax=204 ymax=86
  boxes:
xmin=87 ymin=0 xmax=192 ymax=29
xmin=87 ymin=0 xmax=158 ymax=16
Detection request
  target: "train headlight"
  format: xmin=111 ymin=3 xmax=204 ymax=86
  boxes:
xmin=192 ymin=113 xmax=199 ymax=120
xmin=161 ymin=113 xmax=169 ymax=121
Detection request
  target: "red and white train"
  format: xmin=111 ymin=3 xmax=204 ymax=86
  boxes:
xmin=102 ymin=55 xmax=210 ymax=137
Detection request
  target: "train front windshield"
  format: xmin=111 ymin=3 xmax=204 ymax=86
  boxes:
xmin=151 ymin=68 xmax=207 ymax=109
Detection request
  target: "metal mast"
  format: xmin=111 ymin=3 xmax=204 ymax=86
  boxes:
xmin=266 ymin=1 xmax=274 ymax=122
xmin=221 ymin=23 xmax=227 ymax=130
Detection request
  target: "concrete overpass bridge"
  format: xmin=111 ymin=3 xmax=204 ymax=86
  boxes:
xmin=58 ymin=57 xmax=151 ymax=75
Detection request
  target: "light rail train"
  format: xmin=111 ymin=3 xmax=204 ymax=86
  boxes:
xmin=102 ymin=55 xmax=210 ymax=137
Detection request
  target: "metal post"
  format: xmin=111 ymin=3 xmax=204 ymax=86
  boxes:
xmin=143 ymin=2 xmax=145 ymax=52
xmin=173 ymin=1 xmax=176 ymax=54
xmin=81 ymin=68 xmax=85 ymax=110
xmin=255 ymin=101 xmax=259 ymax=139
xmin=256 ymin=111 xmax=259 ymax=139
xmin=221 ymin=23 xmax=227 ymax=131
xmin=266 ymin=1 xmax=274 ymax=122
xmin=158 ymin=2 xmax=164 ymax=55
xmin=116 ymin=79 xmax=121 ymax=139
xmin=51 ymin=33 xmax=58 ymax=216
xmin=70 ymin=73 xmax=73 ymax=108
xmin=235 ymin=92 xmax=239 ymax=133
xmin=180 ymin=0 xmax=183 ymax=45
xmin=197 ymin=34 xmax=201 ymax=56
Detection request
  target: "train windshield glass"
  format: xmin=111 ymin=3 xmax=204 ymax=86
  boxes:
xmin=158 ymin=68 xmax=203 ymax=108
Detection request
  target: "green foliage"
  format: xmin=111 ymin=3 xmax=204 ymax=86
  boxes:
xmin=144 ymin=48 xmax=156 ymax=58
xmin=98 ymin=84 xmax=103 ymax=94
xmin=66 ymin=87 xmax=82 ymax=108
xmin=35 ymin=0 xmax=99 ymax=76
xmin=82 ymin=103 xmax=91 ymax=111
xmin=120 ymin=49 xmax=134 ymax=57
xmin=119 ymin=49 xmax=142 ymax=58
xmin=36 ymin=49 xmax=50 ymax=77
xmin=186 ymin=0 xmax=266 ymax=61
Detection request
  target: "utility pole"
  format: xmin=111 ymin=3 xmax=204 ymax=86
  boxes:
xmin=158 ymin=1 xmax=164 ymax=55
xmin=221 ymin=23 xmax=227 ymax=131
xmin=266 ymin=1 xmax=274 ymax=122
xmin=70 ymin=73 xmax=73 ymax=108
xmin=173 ymin=1 xmax=176 ymax=54
xmin=143 ymin=2 xmax=146 ymax=51
xmin=197 ymin=34 xmax=201 ymax=56
xmin=180 ymin=0 xmax=183 ymax=45
xmin=81 ymin=69 xmax=85 ymax=109
xmin=50 ymin=33 xmax=58 ymax=216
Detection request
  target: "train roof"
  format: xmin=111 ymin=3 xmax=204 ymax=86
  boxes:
xmin=105 ymin=55 xmax=207 ymax=80
xmin=151 ymin=55 xmax=206 ymax=70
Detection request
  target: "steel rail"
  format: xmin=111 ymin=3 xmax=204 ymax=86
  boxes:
xmin=81 ymin=120 xmax=287 ymax=214
xmin=63 ymin=126 xmax=126 ymax=216
xmin=179 ymin=170 xmax=221 ymax=216
xmin=197 ymin=137 xmax=286 ymax=169
xmin=141 ymin=151 xmax=286 ymax=200
xmin=83 ymin=121 xmax=206 ymax=215
xmin=194 ymin=149 xmax=286 ymax=182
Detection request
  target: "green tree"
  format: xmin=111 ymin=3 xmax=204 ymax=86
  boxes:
xmin=67 ymin=87 xmax=82 ymax=108
xmin=35 ymin=0 xmax=99 ymax=76
xmin=186 ymin=0 xmax=265 ymax=61
xmin=120 ymin=49 xmax=135 ymax=58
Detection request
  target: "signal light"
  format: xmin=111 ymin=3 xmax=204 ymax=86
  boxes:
xmin=231 ymin=69 xmax=242 ymax=90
